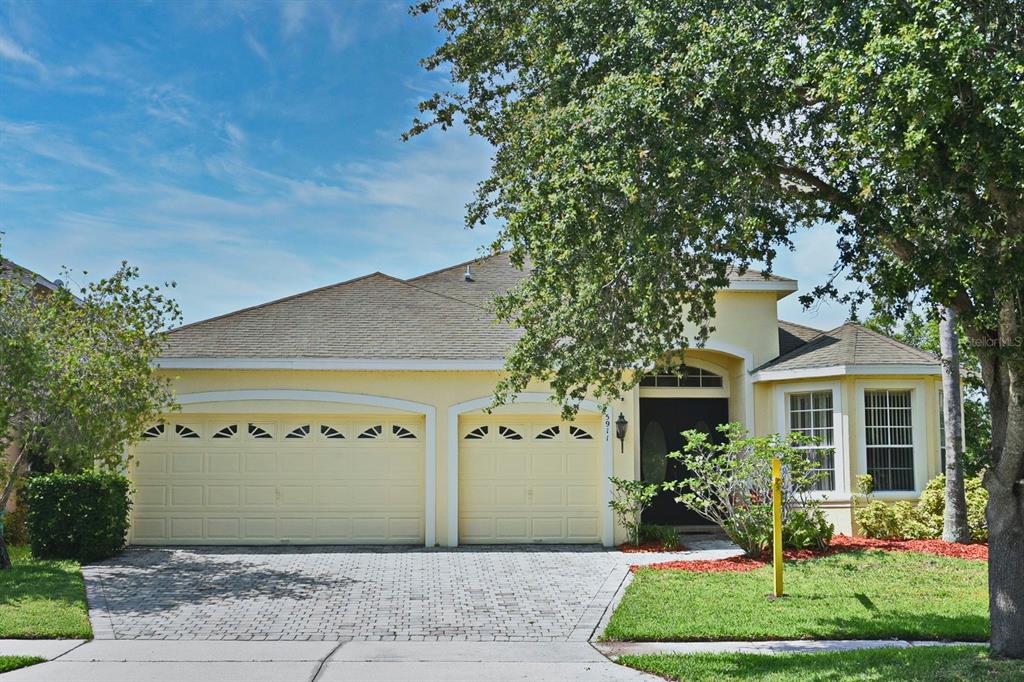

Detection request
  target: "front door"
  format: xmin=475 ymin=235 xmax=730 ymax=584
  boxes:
xmin=639 ymin=398 xmax=729 ymax=526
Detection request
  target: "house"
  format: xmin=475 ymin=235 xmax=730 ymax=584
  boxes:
xmin=136 ymin=252 xmax=944 ymax=547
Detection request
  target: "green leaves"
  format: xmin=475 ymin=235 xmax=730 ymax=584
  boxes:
xmin=412 ymin=0 xmax=1023 ymax=412
xmin=0 ymin=252 xmax=181 ymax=474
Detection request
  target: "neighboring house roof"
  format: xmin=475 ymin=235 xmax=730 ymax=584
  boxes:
xmin=754 ymin=321 xmax=940 ymax=378
xmin=162 ymin=252 xmax=798 ymax=362
xmin=0 ymin=258 xmax=62 ymax=294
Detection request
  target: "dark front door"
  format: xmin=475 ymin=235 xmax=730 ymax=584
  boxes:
xmin=639 ymin=397 xmax=729 ymax=525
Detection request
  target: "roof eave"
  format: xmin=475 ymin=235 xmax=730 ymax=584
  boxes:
xmin=751 ymin=363 xmax=942 ymax=383
xmin=154 ymin=357 xmax=508 ymax=371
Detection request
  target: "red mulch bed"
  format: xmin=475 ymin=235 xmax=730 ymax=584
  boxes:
xmin=633 ymin=535 xmax=988 ymax=573
xmin=618 ymin=540 xmax=687 ymax=553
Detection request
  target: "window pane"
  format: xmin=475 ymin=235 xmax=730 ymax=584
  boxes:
xmin=865 ymin=389 xmax=915 ymax=491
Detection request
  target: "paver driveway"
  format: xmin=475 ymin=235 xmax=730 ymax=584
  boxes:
xmin=83 ymin=541 xmax=738 ymax=642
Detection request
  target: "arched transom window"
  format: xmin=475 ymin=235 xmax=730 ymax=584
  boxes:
xmin=640 ymin=365 xmax=723 ymax=388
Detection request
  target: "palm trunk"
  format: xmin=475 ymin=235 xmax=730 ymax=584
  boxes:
xmin=939 ymin=307 xmax=970 ymax=542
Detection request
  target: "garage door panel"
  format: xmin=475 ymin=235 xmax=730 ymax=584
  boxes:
xmin=171 ymin=452 xmax=204 ymax=473
xmin=530 ymin=454 xmax=564 ymax=476
xmin=244 ymin=486 xmax=277 ymax=506
xmin=493 ymin=485 xmax=527 ymax=506
xmin=278 ymin=485 xmax=314 ymax=506
xmin=531 ymin=485 xmax=564 ymax=506
xmin=171 ymin=517 xmax=203 ymax=539
xmin=495 ymin=454 xmax=528 ymax=476
xmin=137 ymin=452 xmax=167 ymax=474
xmin=135 ymin=485 xmax=167 ymax=506
xmin=244 ymin=517 xmax=277 ymax=539
xmin=207 ymin=518 xmax=240 ymax=539
xmin=495 ymin=517 xmax=528 ymax=539
xmin=567 ymin=517 xmax=599 ymax=539
xmin=530 ymin=517 xmax=565 ymax=539
xmin=566 ymin=485 xmax=599 ymax=506
xmin=459 ymin=416 xmax=602 ymax=544
xmin=133 ymin=414 xmax=426 ymax=545
xmin=133 ymin=517 xmax=166 ymax=540
xmin=171 ymin=485 xmax=204 ymax=506
xmin=207 ymin=485 xmax=240 ymax=506
xmin=244 ymin=452 xmax=276 ymax=473
xmin=208 ymin=452 xmax=240 ymax=474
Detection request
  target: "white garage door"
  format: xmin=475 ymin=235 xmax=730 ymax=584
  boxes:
xmin=131 ymin=414 xmax=425 ymax=544
xmin=459 ymin=416 xmax=603 ymax=543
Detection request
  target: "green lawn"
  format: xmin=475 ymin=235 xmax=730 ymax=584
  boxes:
xmin=620 ymin=646 xmax=1023 ymax=682
xmin=605 ymin=550 xmax=987 ymax=642
xmin=0 ymin=546 xmax=93 ymax=639
xmin=0 ymin=656 xmax=46 ymax=674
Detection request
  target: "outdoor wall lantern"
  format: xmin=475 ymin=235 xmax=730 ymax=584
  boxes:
xmin=615 ymin=413 xmax=628 ymax=453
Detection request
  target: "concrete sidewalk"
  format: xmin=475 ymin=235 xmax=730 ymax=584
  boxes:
xmin=0 ymin=640 xmax=658 ymax=681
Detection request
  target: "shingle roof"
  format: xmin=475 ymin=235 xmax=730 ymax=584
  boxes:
xmin=777 ymin=320 xmax=824 ymax=356
xmin=162 ymin=252 xmax=796 ymax=360
xmin=162 ymin=271 xmax=522 ymax=360
xmin=757 ymin=322 xmax=938 ymax=373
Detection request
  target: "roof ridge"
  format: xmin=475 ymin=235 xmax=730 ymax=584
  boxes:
xmin=406 ymin=249 xmax=510 ymax=282
xmin=168 ymin=271 xmax=393 ymax=333
xmin=754 ymin=326 xmax=838 ymax=370
xmin=844 ymin=321 xmax=938 ymax=362
xmin=389 ymin=275 xmax=493 ymax=313
xmin=778 ymin=319 xmax=825 ymax=334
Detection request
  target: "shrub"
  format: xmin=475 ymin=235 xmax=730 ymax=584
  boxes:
xmin=666 ymin=423 xmax=834 ymax=556
xmin=609 ymin=477 xmax=660 ymax=546
xmin=854 ymin=474 xmax=988 ymax=541
xmin=25 ymin=472 xmax=132 ymax=562
xmin=639 ymin=523 xmax=682 ymax=549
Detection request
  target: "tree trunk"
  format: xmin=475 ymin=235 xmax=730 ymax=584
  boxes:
xmin=939 ymin=307 xmax=970 ymax=542
xmin=988 ymin=474 xmax=1024 ymax=659
xmin=0 ymin=449 xmax=27 ymax=570
xmin=969 ymin=299 xmax=1024 ymax=659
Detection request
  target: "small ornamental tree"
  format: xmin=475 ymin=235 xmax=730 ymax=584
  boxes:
xmin=608 ymin=476 xmax=660 ymax=547
xmin=665 ymin=424 xmax=833 ymax=556
xmin=0 ymin=247 xmax=181 ymax=569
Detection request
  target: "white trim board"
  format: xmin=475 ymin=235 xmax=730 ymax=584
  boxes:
xmin=752 ymin=364 xmax=940 ymax=383
xmin=174 ymin=389 xmax=437 ymax=547
xmin=446 ymin=392 xmax=614 ymax=548
xmin=157 ymin=358 xmax=506 ymax=371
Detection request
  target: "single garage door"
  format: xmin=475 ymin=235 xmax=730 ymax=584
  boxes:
xmin=131 ymin=414 xmax=425 ymax=544
xmin=459 ymin=416 xmax=603 ymax=543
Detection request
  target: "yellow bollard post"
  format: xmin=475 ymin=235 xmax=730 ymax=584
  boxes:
xmin=772 ymin=456 xmax=784 ymax=598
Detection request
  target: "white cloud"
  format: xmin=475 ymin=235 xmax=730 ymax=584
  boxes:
xmin=0 ymin=119 xmax=117 ymax=176
xmin=223 ymin=121 xmax=247 ymax=147
xmin=0 ymin=33 xmax=46 ymax=75
xmin=280 ymin=0 xmax=309 ymax=37
xmin=243 ymin=31 xmax=270 ymax=62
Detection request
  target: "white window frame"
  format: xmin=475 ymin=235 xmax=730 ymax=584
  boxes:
xmin=855 ymin=379 xmax=928 ymax=498
xmin=774 ymin=380 xmax=847 ymax=499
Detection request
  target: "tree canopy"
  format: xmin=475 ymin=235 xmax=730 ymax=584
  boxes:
xmin=411 ymin=0 xmax=1022 ymax=407
xmin=412 ymin=0 xmax=1024 ymax=656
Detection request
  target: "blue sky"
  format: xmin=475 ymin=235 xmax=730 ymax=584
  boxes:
xmin=1 ymin=0 xmax=853 ymax=330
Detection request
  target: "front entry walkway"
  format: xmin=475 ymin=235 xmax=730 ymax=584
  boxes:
xmin=83 ymin=541 xmax=738 ymax=642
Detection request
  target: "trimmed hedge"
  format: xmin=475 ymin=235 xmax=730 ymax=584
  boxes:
xmin=24 ymin=472 xmax=132 ymax=562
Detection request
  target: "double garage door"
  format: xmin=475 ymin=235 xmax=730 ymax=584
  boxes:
xmin=131 ymin=414 xmax=425 ymax=544
xmin=131 ymin=412 xmax=604 ymax=545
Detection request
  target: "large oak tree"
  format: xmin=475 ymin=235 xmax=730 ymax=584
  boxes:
xmin=411 ymin=0 xmax=1024 ymax=657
